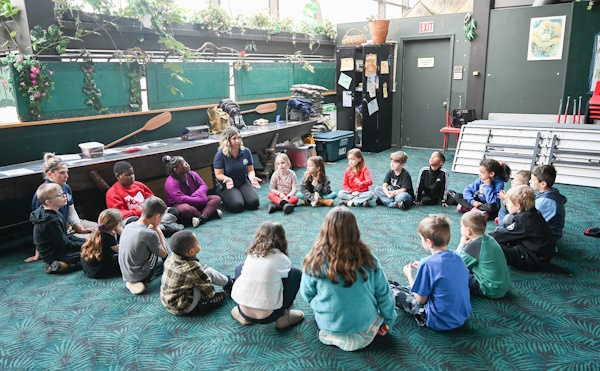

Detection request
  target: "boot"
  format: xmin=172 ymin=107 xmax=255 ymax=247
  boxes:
xmin=231 ymin=306 xmax=253 ymax=326
xmin=275 ymin=309 xmax=304 ymax=329
xmin=317 ymin=198 xmax=334 ymax=207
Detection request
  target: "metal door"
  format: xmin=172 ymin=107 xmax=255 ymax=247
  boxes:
xmin=401 ymin=38 xmax=452 ymax=148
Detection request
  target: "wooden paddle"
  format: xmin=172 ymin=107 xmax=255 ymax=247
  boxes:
xmin=240 ymin=102 xmax=277 ymax=115
xmin=105 ymin=111 xmax=172 ymax=149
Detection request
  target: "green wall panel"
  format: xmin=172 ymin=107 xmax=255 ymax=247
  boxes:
xmin=13 ymin=62 xmax=135 ymax=121
xmin=293 ymin=62 xmax=335 ymax=91
xmin=235 ymin=63 xmax=294 ymax=101
xmin=483 ymin=4 xmax=571 ymax=117
xmin=146 ymin=62 xmax=229 ymax=109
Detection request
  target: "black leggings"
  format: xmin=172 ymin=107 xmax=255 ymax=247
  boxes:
xmin=455 ymin=193 xmax=500 ymax=218
xmin=219 ymin=182 xmax=260 ymax=213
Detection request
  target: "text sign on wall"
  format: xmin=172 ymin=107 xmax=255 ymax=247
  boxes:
xmin=418 ymin=57 xmax=435 ymax=68
xmin=419 ymin=21 xmax=434 ymax=33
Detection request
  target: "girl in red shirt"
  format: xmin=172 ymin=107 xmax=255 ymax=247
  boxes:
xmin=339 ymin=149 xmax=375 ymax=207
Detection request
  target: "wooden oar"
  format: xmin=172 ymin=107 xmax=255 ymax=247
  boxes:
xmin=240 ymin=102 xmax=277 ymax=115
xmin=105 ymin=111 xmax=172 ymax=149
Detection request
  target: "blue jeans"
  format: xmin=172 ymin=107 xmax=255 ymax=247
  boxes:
xmin=374 ymin=187 xmax=413 ymax=207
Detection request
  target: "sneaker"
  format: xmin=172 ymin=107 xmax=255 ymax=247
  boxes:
xmin=347 ymin=200 xmax=354 ymax=207
xmin=362 ymin=200 xmax=370 ymax=207
xmin=126 ymin=281 xmax=145 ymax=295
xmin=375 ymin=198 xmax=384 ymax=206
xmin=338 ymin=201 xmax=348 ymax=207
xmin=216 ymin=209 xmax=223 ymax=218
xmin=197 ymin=292 xmax=226 ymax=308
xmin=44 ymin=261 xmax=66 ymax=274
xmin=275 ymin=309 xmax=305 ymax=329
xmin=268 ymin=204 xmax=277 ymax=213
xmin=192 ymin=217 xmax=200 ymax=227
xmin=471 ymin=207 xmax=489 ymax=220
xmin=311 ymin=196 xmax=319 ymax=207
xmin=397 ymin=201 xmax=405 ymax=210
xmin=231 ymin=306 xmax=253 ymax=326
xmin=457 ymin=205 xmax=468 ymax=213
xmin=283 ymin=203 xmax=295 ymax=214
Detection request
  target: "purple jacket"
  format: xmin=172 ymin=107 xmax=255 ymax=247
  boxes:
xmin=164 ymin=171 xmax=209 ymax=208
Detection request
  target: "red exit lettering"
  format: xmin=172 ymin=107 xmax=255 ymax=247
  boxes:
xmin=419 ymin=21 xmax=434 ymax=33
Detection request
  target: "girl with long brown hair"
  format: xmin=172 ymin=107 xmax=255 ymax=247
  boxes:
xmin=300 ymin=207 xmax=397 ymax=351
xmin=297 ymin=156 xmax=337 ymax=207
xmin=230 ymin=221 xmax=304 ymax=329
xmin=80 ymin=209 xmax=122 ymax=279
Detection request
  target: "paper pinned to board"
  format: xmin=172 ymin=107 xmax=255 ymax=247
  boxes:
xmin=367 ymin=99 xmax=379 ymax=116
xmin=343 ymin=91 xmax=352 ymax=107
xmin=381 ymin=61 xmax=389 ymax=74
xmin=0 ymin=168 xmax=35 ymax=176
xmin=338 ymin=73 xmax=352 ymax=89
xmin=340 ymin=58 xmax=354 ymax=71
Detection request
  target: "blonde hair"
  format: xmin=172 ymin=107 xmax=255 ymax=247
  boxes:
xmin=390 ymin=151 xmax=408 ymax=164
xmin=514 ymin=170 xmax=532 ymax=186
xmin=417 ymin=214 xmax=451 ymax=248
xmin=347 ymin=148 xmax=365 ymax=172
xmin=302 ymin=207 xmax=376 ymax=287
xmin=36 ymin=183 xmax=62 ymax=205
xmin=81 ymin=209 xmax=122 ymax=262
xmin=274 ymin=153 xmax=291 ymax=167
xmin=219 ymin=126 xmax=245 ymax=157
xmin=304 ymin=156 xmax=326 ymax=181
xmin=506 ymin=185 xmax=535 ymax=211
xmin=42 ymin=153 xmax=66 ymax=180
xmin=461 ymin=212 xmax=487 ymax=236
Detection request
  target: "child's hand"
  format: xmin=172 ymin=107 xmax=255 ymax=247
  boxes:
xmin=460 ymin=235 xmax=470 ymax=245
xmin=483 ymin=178 xmax=492 ymax=186
xmin=352 ymin=191 xmax=360 ymax=196
xmin=403 ymin=263 xmax=414 ymax=277
xmin=498 ymin=190 xmax=506 ymax=200
xmin=202 ymin=264 xmax=207 ymax=270
xmin=410 ymin=261 xmax=419 ymax=269
xmin=77 ymin=226 xmax=96 ymax=234
xmin=472 ymin=201 xmax=483 ymax=208
xmin=354 ymin=178 xmax=362 ymax=186
xmin=148 ymin=224 xmax=159 ymax=232
xmin=377 ymin=324 xmax=389 ymax=336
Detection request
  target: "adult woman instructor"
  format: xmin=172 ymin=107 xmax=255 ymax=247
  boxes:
xmin=213 ymin=127 xmax=261 ymax=212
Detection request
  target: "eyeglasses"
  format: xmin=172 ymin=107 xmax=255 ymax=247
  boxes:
xmin=50 ymin=192 xmax=67 ymax=199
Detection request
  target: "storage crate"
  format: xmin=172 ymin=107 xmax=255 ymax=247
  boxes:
xmin=276 ymin=144 xmax=317 ymax=168
xmin=314 ymin=130 xmax=355 ymax=162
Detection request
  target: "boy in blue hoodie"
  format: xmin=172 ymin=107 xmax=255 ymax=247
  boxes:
xmin=529 ymin=165 xmax=567 ymax=241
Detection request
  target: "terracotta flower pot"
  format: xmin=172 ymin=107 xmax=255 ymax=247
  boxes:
xmin=369 ymin=20 xmax=390 ymax=44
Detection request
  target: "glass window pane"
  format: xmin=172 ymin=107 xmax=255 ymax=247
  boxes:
xmin=320 ymin=0 xmax=379 ymax=24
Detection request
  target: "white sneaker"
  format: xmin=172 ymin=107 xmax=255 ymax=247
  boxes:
xmin=126 ymin=281 xmax=145 ymax=295
xmin=192 ymin=217 xmax=200 ymax=227
xmin=347 ymin=200 xmax=354 ymax=207
xmin=216 ymin=209 xmax=223 ymax=218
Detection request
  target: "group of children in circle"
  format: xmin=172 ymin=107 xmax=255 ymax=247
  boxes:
xmin=29 ymin=144 xmax=566 ymax=351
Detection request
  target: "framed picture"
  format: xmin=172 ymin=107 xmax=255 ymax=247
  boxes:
xmin=589 ymin=32 xmax=600 ymax=93
xmin=527 ymin=16 xmax=566 ymax=61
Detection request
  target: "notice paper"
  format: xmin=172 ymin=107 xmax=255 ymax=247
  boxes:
xmin=367 ymin=99 xmax=379 ymax=116
xmin=365 ymin=53 xmax=378 ymax=76
xmin=381 ymin=61 xmax=389 ymax=74
xmin=340 ymin=58 xmax=354 ymax=71
xmin=338 ymin=73 xmax=352 ymax=89
xmin=343 ymin=91 xmax=353 ymax=107
xmin=367 ymin=76 xmax=377 ymax=98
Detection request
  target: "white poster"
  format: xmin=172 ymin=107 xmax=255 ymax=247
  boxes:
xmin=418 ymin=57 xmax=435 ymax=68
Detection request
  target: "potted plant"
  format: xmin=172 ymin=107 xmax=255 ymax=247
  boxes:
xmin=367 ymin=15 xmax=389 ymax=44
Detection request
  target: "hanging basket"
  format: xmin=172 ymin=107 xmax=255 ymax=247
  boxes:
xmin=369 ymin=20 xmax=390 ymax=44
xmin=342 ymin=28 xmax=367 ymax=46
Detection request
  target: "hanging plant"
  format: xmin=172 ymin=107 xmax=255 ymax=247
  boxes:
xmin=286 ymin=52 xmax=315 ymax=73
xmin=1 ymin=54 xmax=54 ymax=120
xmin=127 ymin=61 xmax=143 ymax=111
xmin=81 ymin=56 xmax=108 ymax=113
xmin=464 ymin=13 xmax=477 ymax=41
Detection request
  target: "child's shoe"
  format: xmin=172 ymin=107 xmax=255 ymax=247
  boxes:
xmin=126 ymin=281 xmax=145 ymax=295
xmin=494 ymin=217 xmax=499 ymax=225
xmin=275 ymin=309 xmax=305 ymax=329
xmin=311 ymin=193 xmax=319 ymax=207
xmin=457 ymin=204 xmax=468 ymax=213
xmin=231 ymin=306 xmax=253 ymax=326
xmin=198 ymin=292 xmax=226 ymax=308
xmin=347 ymin=200 xmax=354 ymax=207
xmin=397 ymin=201 xmax=405 ymax=210
xmin=283 ymin=203 xmax=295 ymax=214
xmin=338 ymin=200 xmax=348 ymax=207
xmin=471 ymin=207 xmax=489 ymax=220
xmin=268 ymin=204 xmax=278 ymax=213
xmin=223 ymin=275 xmax=234 ymax=294
xmin=362 ymin=200 xmax=370 ymax=207
xmin=317 ymin=199 xmax=334 ymax=207
xmin=376 ymin=198 xmax=384 ymax=206
xmin=192 ymin=217 xmax=200 ymax=227
xmin=216 ymin=209 xmax=223 ymax=218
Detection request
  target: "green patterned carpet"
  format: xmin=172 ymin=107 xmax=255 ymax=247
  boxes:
xmin=1 ymin=148 xmax=599 ymax=370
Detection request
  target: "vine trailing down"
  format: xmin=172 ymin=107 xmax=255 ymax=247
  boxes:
xmin=81 ymin=55 xmax=108 ymax=113
xmin=1 ymin=54 xmax=54 ymax=120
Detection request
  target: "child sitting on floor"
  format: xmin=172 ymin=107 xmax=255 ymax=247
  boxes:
xmin=267 ymin=153 xmax=299 ymax=214
xmin=390 ymin=214 xmax=471 ymax=331
xmin=162 ymin=155 xmax=222 ymax=227
xmin=490 ymin=185 xmax=555 ymax=271
xmin=297 ymin=156 xmax=337 ymax=207
xmin=80 ymin=209 xmax=123 ymax=279
xmin=106 ymin=161 xmax=182 ymax=235
xmin=30 ymin=183 xmax=85 ymax=274
xmin=457 ymin=212 xmax=511 ymax=299
xmin=455 ymin=158 xmax=511 ymax=220
xmin=118 ymin=196 xmax=170 ymax=295
xmin=497 ymin=170 xmax=531 ymax=226
xmin=374 ymin=150 xmax=414 ymax=210
xmin=300 ymin=207 xmax=396 ymax=351
xmin=231 ymin=221 xmax=304 ymax=329
xmin=529 ymin=165 xmax=567 ymax=241
xmin=160 ymin=230 xmax=232 ymax=315
xmin=338 ymin=149 xmax=375 ymax=207
xmin=414 ymin=151 xmax=450 ymax=206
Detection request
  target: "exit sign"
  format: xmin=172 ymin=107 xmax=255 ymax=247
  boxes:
xmin=419 ymin=21 xmax=434 ymax=33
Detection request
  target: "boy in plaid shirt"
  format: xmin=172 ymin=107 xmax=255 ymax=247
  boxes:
xmin=160 ymin=230 xmax=233 ymax=315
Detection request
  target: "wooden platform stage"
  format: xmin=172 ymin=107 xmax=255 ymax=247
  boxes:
xmin=0 ymin=120 xmax=316 ymax=230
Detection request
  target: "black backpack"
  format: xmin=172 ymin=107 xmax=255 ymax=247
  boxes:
xmin=219 ymin=99 xmax=246 ymax=129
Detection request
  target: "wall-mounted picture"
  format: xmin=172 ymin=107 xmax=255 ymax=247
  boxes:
xmin=527 ymin=15 xmax=566 ymax=61
xmin=590 ymin=32 xmax=600 ymax=93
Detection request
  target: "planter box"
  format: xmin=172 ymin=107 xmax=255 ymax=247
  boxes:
xmin=12 ymin=61 xmax=138 ymax=121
